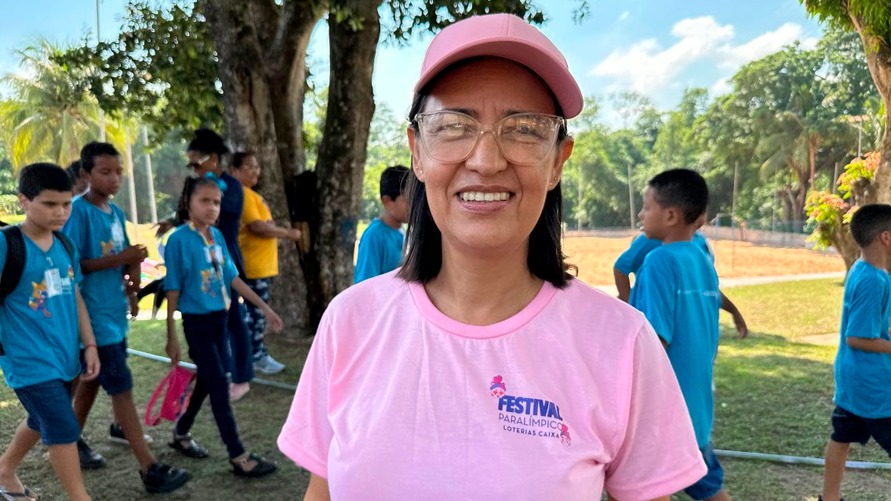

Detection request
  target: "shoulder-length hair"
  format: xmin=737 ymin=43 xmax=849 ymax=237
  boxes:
xmin=396 ymin=84 xmax=575 ymax=289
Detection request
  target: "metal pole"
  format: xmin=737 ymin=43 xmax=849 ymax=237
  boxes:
xmin=143 ymin=127 xmax=158 ymax=223
xmin=125 ymin=128 xmax=139 ymax=240
xmin=628 ymin=162 xmax=635 ymax=229
xmin=833 ymin=161 xmax=839 ymax=194
xmin=731 ymin=161 xmax=739 ymax=270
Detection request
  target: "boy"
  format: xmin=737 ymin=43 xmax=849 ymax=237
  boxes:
xmin=354 ymin=165 xmax=409 ymax=283
xmin=0 ymin=163 xmax=100 ymax=501
xmin=820 ymin=204 xmax=891 ymax=501
xmin=614 ymin=216 xmax=748 ymax=337
xmin=629 ymin=169 xmax=730 ymax=501
xmin=64 ymin=142 xmax=190 ymax=494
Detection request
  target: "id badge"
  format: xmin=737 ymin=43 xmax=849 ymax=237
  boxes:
xmin=45 ymin=268 xmax=63 ymax=297
xmin=111 ymin=220 xmax=125 ymax=247
xmin=213 ymin=245 xmax=224 ymax=263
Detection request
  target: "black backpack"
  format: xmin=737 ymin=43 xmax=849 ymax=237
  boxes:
xmin=0 ymin=225 xmax=76 ymax=355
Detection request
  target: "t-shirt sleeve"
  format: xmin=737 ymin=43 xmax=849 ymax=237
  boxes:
xmin=0 ymin=231 xmax=7 ymax=271
xmin=844 ymin=274 xmax=883 ymax=340
xmin=604 ymin=322 xmax=707 ymax=499
xmin=72 ymin=246 xmax=83 ymax=285
xmin=164 ymin=234 xmax=183 ymax=292
xmin=221 ymin=239 xmax=238 ymax=286
xmin=278 ymin=312 xmax=334 ymax=477
xmin=614 ymin=234 xmax=660 ymax=275
xmin=62 ymin=204 xmax=88 ymax=257
xmin=629 ymin=251 xmax=677 ymax=344
xmin=241 ymin=191 xmax=263 ymax=225
xmin=354 ymin=228 xmax=383 ymax=284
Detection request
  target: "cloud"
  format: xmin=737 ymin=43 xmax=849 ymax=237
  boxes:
xmin=618 ymin=11 xmax=630 ymax=22
xmin=591 ymin=17 xmax=818 ymax=97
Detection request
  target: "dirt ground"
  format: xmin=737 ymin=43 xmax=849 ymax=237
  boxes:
xmin=564 ymin=235 xmax=846 ymax=286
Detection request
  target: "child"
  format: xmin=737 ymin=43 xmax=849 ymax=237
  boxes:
xmin=629 ymin=169 xmax=731 ymax=501
xmin=819 ymin=204 xmax=891 ymax=501
xmin=614 ymin=216 xmax=748 ymax=337
xmin=354 ymin=165 xmax=409 ymax=283
xmin=164 ymin=176 xmax=282 ymax=477
xmin=0 ymin=163 xmax=100 ymax=501
xmin=64 ymin=142 xmax=191 ymax=493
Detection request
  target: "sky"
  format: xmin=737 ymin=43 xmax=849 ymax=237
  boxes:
xmin=0 ymin=0 xmax=826 ymax=126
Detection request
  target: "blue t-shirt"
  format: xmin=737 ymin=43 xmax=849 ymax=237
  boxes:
xmin=354 ymin=218 xmax=404 ymax=284
xmin=219 ymin=172 xmax=245 ymax=277
xmin=614 ymin=231 xmax=714 ymax=275
xmin=834 ymin=259 xmax=891 ymax=418
xmin=62 ymin=197 xmax=130 ymax=347
xmin=630 ymin=241 xmax=721 ymax=447
xmin=164 ymin=224 xmax=239 ymax=315
xmin=0 ymin=229 xmax=83 ymax=389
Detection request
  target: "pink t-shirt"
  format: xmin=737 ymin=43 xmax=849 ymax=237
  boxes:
xmin=279 ymin=273 xmax=706 ymax=500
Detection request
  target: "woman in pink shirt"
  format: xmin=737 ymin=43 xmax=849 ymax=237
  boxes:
xmin=280 ymin=13 xmax=707 ymax=501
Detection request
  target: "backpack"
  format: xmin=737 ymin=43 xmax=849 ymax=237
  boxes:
xmin=0 ymin=225 xmax=76 ymax=355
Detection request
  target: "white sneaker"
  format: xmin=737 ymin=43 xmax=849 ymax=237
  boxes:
xmin=254 ymin=355 xmax=286 ymax=375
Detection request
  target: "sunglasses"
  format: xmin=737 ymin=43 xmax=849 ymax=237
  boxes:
xmin=186 ymin=155 xmax=211 ymax=170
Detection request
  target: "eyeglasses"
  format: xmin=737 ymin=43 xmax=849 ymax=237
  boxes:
xmin=413 ymin=111 xmax=565 ymax=165
xmin=186 ymin=155 xmax=211 ymax=170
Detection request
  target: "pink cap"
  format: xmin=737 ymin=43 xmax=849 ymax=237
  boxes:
xmin=414 ymin=13 xmax=583 ymax=118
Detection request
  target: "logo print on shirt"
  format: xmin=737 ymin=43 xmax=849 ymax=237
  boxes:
xmin=491 ymin=375 xmax=572 ymax=446
xmin=200 ymin=269 xmax=216 ymax=296
xmin=29 ymin=281 xmax=50 ymax=317
xmin=101 ymin=240 xmax=115 ymax=256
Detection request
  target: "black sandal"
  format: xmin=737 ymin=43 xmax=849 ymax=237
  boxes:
xmin=230 ymin=453 xmax=277 ymax=478
xmin=168 ymin=433 xmax=209 ymax=459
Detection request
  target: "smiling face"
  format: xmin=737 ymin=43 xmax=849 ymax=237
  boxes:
xmin=408 ymin=58 xmax=573 ymax=258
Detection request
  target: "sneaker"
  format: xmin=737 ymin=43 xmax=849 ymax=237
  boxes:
xmin=108 ymin=422 xmax=154 ymax=445
xmin=77 ymin=438 xmax=106 ymax=470
xmin=141 ymin=462 xmax=191 ymax=494
xmin=229 ymin=382 xmax=251 ymax=402
xmin=254 ymin=355 xmax=286 ymax=375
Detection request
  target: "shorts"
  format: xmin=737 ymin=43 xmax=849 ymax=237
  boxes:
xmin=830 ymin=406 xmax=891 ymax=455
xmin=684 ymin=443 xmax=724 ymax=500
xmin=14 ymin=379 xmax=80 ymax=445
xmin=81 ymin=339 xmax=133 ymax=395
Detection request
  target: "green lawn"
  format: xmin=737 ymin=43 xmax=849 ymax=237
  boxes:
xmin=1 ymin=277 xmax=890 ymax=500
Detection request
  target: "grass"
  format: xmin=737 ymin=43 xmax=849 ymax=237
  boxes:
xmin=2 ymin=277 xmax=891 ymax=499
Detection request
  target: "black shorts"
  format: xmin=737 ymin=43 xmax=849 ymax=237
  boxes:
xmin=830 ymin=406 xmax=891 ymax=455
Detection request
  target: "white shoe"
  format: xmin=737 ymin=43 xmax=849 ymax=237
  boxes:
xmin=254 ymin=355 xmax=286 ymax=375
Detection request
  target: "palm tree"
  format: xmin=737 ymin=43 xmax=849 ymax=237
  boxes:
xmin=0 ymin=39 xmax=124 ymax=169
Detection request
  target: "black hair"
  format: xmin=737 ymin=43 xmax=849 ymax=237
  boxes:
xmin=850 ymin=203 xmax=891 ymax=247
xmin=187 ymin=128 xmax=229 ymax=158
xmin=647 ymin=169 xmax=709 ymax=224
xmin=397 ymin=69 xmax=573 ymax=288
xmin=380 ymin=165 xmax=409 ymax=200
xmin=66 ymin=160 xmax=83 ymax=183
xmin=230 ymin=151 xmax=255 ymax=169
xmin=19 ymin=163 xmax=73 ymax=200
xmin=176 ymin=176 xmax=221 ymax=222
xmin=80 ymin=141 xmax=120 ymax=173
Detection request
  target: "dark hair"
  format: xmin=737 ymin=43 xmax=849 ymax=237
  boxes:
xmin=397 ymin=79 xmax=573 ymax=288
xmin=176 ymin=176 xmax=221 ymax=222
xmin=187 ymin=128 xmax=229 ymax=158
xmin=66 ymin=160 xmax=83 ymax=183
xmin=80 ymin=142 xmax=120 ymax=173
xmin=647 ymin=169 xmax=709 ymax=224
xmin=19 ymin=163 xmax=73 ymax=200
xmin=850 ymin=203 xmax=891 ymax=247
xmin=380 ymin=165 xmax=409 ymax=200
xmin=230 ymin=151 xmax=255 ymax=170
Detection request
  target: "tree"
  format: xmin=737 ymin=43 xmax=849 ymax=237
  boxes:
xmin=62 ymin=0 xmax=550 ymax=332
xmin=801 ymin=0 xmax=891 ymax=204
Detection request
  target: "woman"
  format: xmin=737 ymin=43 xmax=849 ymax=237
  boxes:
xmin=229 ymin=152 xmax=302 ymax=374
xmin=279 ymin=14 xmax=706 ymax=500
xmin=185 ymin=129 xmax=254 ymax=401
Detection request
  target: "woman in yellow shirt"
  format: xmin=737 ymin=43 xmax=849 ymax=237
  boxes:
xmin=230 ymin=152 xmax=302 ymax=374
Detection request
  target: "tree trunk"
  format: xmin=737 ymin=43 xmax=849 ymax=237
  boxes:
xmin=850 ymin=14 xmax=891 ymax=204
xmin=202 ymin=0 xmax=322 ymax=333
xmin=311 ymin=1 xmax=381 ymax=324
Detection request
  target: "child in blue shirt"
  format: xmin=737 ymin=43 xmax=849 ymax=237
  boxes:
xmin=820 ymin=204 xmax=891 ymax=501
xmin=164 ymin=176 xmax=283 ymax=478
xmin=64 ymin=142 xmax=191 ymax=493
xmin=629 ymin=169 xmax=730 ymax=501
xmin=0 ymin=163 xmax=99 ymax=501
xmin=354 ymin=165 xmax=409 ymax=283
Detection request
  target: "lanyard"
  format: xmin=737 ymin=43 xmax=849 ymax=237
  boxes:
xmin=188 ymin=223 xmax=231 ymax=310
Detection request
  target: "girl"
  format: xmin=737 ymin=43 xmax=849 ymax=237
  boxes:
xmin=164 ymin=176 xmax=282 ymax=478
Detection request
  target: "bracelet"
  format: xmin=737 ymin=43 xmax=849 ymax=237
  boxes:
xmin=84 ymin=344 xmax=97 ymax=350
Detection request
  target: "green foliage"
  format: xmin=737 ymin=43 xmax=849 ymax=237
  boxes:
xmin=801 ymin=0 xmax=891 ymax=42
xmin=383 ymin=0 xmax=545 ymax=41
xmin=361 ymin=104 xmax=410 ymax=221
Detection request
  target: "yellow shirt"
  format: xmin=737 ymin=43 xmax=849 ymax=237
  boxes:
xmin=238 ymin=187 xmax=278 ymax=279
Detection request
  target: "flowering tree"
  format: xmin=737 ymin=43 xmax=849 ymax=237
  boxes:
xmin=806 ymin=152 xmax=880 ymax=270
